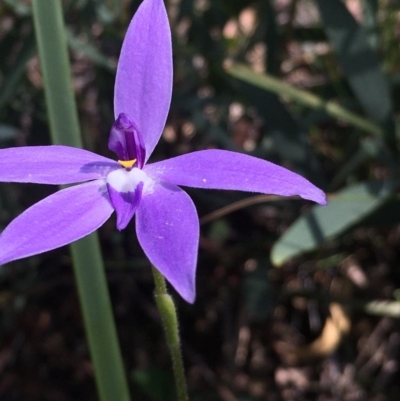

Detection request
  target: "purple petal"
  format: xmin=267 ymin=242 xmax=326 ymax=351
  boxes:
xmin=144 ymin=150 xmax=327 ymax=205
xmin=136 ymin=182 xmax=199 ymax=303
xmin=0 ymin=146 xmax=119 ymax=184
xmin=0 ymin=180 xmax=113 ymax=265
xmin=109 ymin=113 xmax=146 ymax=168
xmin=107 ymin=182 xmax=143 ymax=230
xmin=114 ymin=0 xmax=172 ymax=160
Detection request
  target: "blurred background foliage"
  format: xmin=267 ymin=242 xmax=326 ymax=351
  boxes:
xmin=0 ymin=0 xmax=400 ymax=400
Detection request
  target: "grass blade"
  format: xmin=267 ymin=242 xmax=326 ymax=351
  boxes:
xmin=31 ymin=1 xmax=131 ymax=401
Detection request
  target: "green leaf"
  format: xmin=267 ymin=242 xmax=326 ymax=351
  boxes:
xmin=243 ymin=258 xmax=274 ymax=321
xmin=315 ymin=0 xmax=393 ymax=125
xmin=0 ymin=124 xmax=18 ymax=142
xmin=66 ymin=30 xmax=116 ymax=72
xmin=227 ymin=64 xmax=382 ymax=136
xmin=32 ymin=2 xmax=130 ymax=401
xmin=362 ymin=0 xmax=379 ymax=50
xmin=0 ymin=34 xmax=36 ymax=111
xmin=3 ymin=0 xmax=31 ymax=16
xmin=271 ymin=180 xmax=397 ymax=266
xmin=263 ymin=0 xmax=279 ymax=74
xmin=132 ymin=369 xmax=176 ymax=401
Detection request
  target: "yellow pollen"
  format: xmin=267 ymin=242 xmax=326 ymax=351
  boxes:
xmin=118 ymin=159 xmax=137 ymax=168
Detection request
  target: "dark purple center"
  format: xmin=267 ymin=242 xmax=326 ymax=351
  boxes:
xmin=108 ymin=113 xmax=146 ymax=169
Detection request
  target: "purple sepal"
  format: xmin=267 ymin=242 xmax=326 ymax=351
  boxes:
xmin=114 ymin=0 xmax=172 ymax=160
xmin=145 ymin=149 xmax=327 ymax=205
xmin=136 ymin=181 xmax=199 ymax=303
xmin=109 ymin=113 xmax=146 ymax=168
xmin=0 ymin=146 xmax=119 ymax=185
xmin=0 ymin=180 xmax=113 ymax=265
xmin=107 ymin=181 xmax=143 ymax=230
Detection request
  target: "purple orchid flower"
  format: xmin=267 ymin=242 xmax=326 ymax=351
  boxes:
xmin=0 ymin=0 xmax=326 ymax=303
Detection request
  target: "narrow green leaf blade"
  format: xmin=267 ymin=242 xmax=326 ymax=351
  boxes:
xmin=66 ymin=30 xmax=116 ymax=72
xmin=0 ymin=124 xmax=18 ymax=143
xmin=0 ymin=34 xmax=36 ymax=111
xmin=132 ymin=369 xmax=176 ymax=401
xmin=227 ymin=64 xmax=382 ymax=136
xmin=31 ymin=2 xmax=131 ymax=401
xmin=315 ymin=0 xmax=393 ymax=124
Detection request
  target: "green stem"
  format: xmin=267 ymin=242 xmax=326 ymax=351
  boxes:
xmin=151 ymin=267 xmax=188 ymax=401
xmin=31 ymin=1 xmax=131 ymax=401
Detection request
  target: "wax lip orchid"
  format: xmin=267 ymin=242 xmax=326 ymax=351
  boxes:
xmin=0 ymin=0 xmax=326 ymax=303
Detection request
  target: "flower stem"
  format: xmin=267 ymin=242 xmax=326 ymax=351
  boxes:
xmin=32 ymin=2 xmax=131 ymax=401
xmin=151 ymin=267 xmax=188 ymax=401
